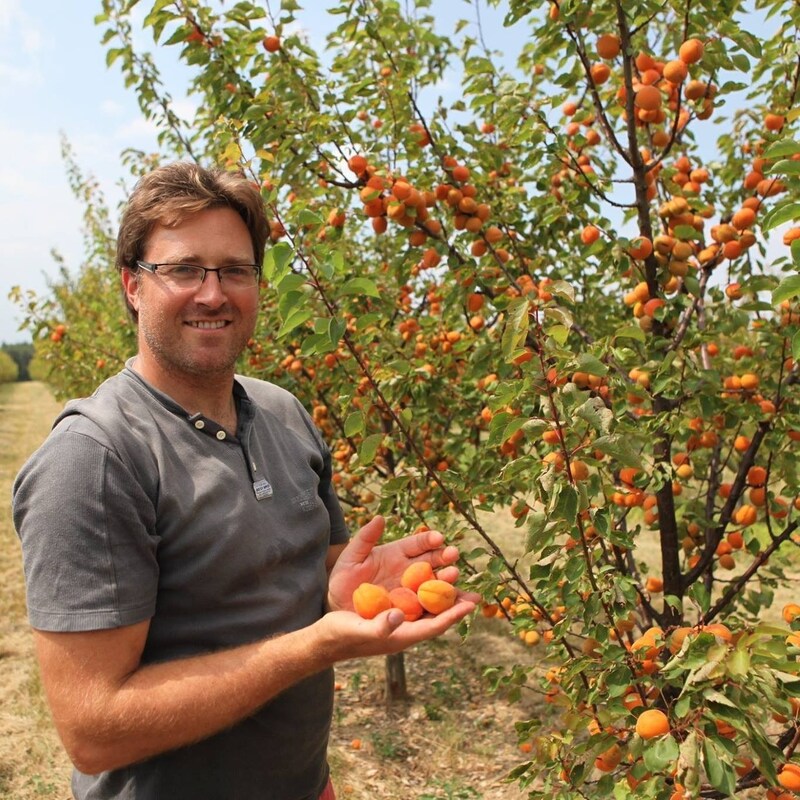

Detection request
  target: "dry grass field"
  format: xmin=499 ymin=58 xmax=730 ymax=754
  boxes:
xmin=0 ymin=382 xmax=72 ymax=799
xmin=1 ymin=381 xmax=795 ymax=799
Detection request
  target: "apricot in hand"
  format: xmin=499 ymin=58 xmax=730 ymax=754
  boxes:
xmin=400 ymin=561 xmax=435 ymax=592
xmin=352 ymin=582 xmax=393 ymax=619
xmin=416 ymin=579 xmax=457 ymax=615
xmin=388 ymin=587 xmax=424 ymax=621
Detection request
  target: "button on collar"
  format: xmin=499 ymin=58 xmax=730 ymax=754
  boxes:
xmin=216 ymin=430 xmax=226 ymax=440
xmin=194 ymin=419 xmax=205 ymax=430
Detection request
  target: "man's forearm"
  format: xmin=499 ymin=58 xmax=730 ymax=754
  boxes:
xmin=37 ymin=624 xmax=333 ymax=776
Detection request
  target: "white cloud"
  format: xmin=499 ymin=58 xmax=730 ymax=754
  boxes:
xmin=20 ymin=24 xmax=41 ymax=54
xmin=0 ymin=0 xmax=21 ymax=33
xmin=0 ymin=60 xmax=38 ymax=86
xmin=101 ymin=98 xmax=126 ymax=116
xmin=0 ymin=1 xmax=44 ymax=88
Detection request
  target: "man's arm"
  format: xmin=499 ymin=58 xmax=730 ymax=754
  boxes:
xmin=34 ymin=515 xmax=477 ymax=776
xmin=33 ymin=619 xmax=331 ymax=775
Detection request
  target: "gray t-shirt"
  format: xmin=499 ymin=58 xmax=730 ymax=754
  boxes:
xmin=12 ymin=364 xmax=350 ymax=800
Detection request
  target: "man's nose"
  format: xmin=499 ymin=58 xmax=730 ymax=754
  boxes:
xmin=193 ymin=269 xmax=227 ymax=305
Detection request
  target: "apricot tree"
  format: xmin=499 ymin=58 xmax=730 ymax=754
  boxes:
xmin=20 ymin=0 xmax=800 ymax=796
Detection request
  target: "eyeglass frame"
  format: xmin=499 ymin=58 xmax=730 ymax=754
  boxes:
xmin=134 ymin=260 xmax=262 ymax=289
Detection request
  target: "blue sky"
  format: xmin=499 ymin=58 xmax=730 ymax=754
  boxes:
xmin=0 ymin=0 xmax=163 ymax=344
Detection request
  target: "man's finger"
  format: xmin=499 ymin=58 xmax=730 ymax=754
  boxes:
xmin=340 ymin=515 xmax=385 ymax=564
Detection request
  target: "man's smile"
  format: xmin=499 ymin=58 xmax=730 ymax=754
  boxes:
xmin=186 ymin=320 xmax=230 ymax=330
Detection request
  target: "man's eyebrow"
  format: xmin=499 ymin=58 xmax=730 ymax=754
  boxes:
xmin=154 ymin=254 xmax=256 ymax=265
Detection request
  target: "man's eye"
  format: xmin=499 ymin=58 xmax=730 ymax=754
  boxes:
xmin=170 ymin=265 xmax=201 ymax=276
xmin=223 ymin=266 xmax=251 ymax=278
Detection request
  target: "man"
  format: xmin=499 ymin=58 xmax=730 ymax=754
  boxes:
xmin=12 ymin=162 xmax=477 ymax=800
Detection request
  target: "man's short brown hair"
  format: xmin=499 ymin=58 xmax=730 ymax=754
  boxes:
xmin=117 ymin=162 xmax=269 ymax=321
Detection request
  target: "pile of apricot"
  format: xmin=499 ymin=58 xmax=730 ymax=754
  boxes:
xmin=352 ymin=562 xmax=457 ymax=621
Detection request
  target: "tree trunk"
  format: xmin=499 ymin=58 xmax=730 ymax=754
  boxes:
xmin=384 ymin=652 xmax=408 ymax=703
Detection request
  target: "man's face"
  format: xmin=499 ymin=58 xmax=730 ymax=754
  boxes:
xmin=123 ymin=206 xmax=260 ymax=382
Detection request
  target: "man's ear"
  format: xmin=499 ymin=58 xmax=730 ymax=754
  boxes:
xmin=120 ymin=268 xmax=140 ymax=313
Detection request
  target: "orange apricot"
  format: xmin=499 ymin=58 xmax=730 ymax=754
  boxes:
xmin=645 ymin=576 xmax=664 ymax=593
xmin=629 ymin=236 xmax=653 ymax=259
xmin=417 ymin=579 xmax=458 ymax=615
xmin=635 ymin=708 xmax=670 ymax=739
xmin=732 ymin=206 xmax=756 ymax=230
xmin=668 ymin=626 xmax=692 ymax=654
xmin=348 ymin=154 xmax=368 ymax=175
xmin=734 ymin=435 xmax=750 ymax=452
xmin=581 ymin=224 xmax=601 ymax=245
xmin=663 ymin=59 xmax=688 ymax=84
xmin=569 ymin=460 xmax=590 ymax=481
xmin=596 ymin=33 xmax=621 ymax=59
xmin=635 ymin=84 xmax=663 ymax=111
xmin=263 ymin=35 xmax=281 ymax=53
xmin=783 ymin=603 xmax=800 ymax=624
xmin=679 ymin=38 xmax=704 ymax=64
xmin=388 ymin=587 xmax=424 ymax=622
xmin=590 ymin=62 xmax=611 ymax=85
xmin=778 ymin=764 xmax=800 ymax=791
xmin=766 ymin=113 xmax=785 ymax=132
xmin=400 ymin=561 xmax=435 ymax=592
xmin=704 ymin=623 xmax=733 ymax=642
xmin=353 ymin=582 xmax=393 ymax=619
xmin=594 ymin=743 xmax=623 ymax=772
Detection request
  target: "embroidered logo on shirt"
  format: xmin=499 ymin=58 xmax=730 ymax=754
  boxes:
xmin=292 ymin=488 xmax=316 ymax=512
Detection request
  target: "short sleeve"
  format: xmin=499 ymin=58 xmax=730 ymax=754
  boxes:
xmin=12 ymin=426 xmax=160 ymax=632
xmin=316 ymin=442 xmax=350 ymax=546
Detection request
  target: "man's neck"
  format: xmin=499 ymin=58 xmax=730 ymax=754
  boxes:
xmin=130 ymin=354 xmax=237 ymax=430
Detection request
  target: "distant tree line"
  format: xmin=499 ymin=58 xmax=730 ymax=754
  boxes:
xmin=0 ymin=342 xmax=34 ymax=383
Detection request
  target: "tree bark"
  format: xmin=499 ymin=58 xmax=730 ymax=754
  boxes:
xmin=384 ymin=653 xmax=408 ymax=703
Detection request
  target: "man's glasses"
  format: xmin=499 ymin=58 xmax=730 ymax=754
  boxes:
xmin=135 ymin=261 xmax=261 ymax=290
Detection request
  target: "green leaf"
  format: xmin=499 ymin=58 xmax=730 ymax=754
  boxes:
xmin=732 ymin=29 xmax=762 ymax=58
xmin=763 ymin=139 xmax=800 ymax=160
xmin=688 ymin=581 xmax=710 ymax=613
xmin=277 ymin=273 xmax=306 ymax=293
xmin=575 ymin=353 xmax=608 ymax=376
xmin=592 ymin=435 xmax=641 ymax=468
xmin=327 ymin=317 xmax=346 ymax=350
xmin=502 ymin=297 xmax=530 ymax=360
xmin=544 ymin=305 xmax=573 ymax=329
xmin=263 ymin=242 xmax=294 ymax=282
xmin=792 ymin=330 xmax=800 ymax=362
xmin=614 ymin=325 xmax=646 ymax=342
xmin=643 ymin=734 xmax=679 ymax=773
xmin=298 ymin=208 xmax=323 ymax=226
xmin=772 ymin=275 xmax=800 ymax=305
xmin=548 ymin=324 xmax=570 ymax=344
xmin=344 ymin=411 xmax=364 ymax=437
xmin=726 ymin=647 xmax=750 ymax=678
xmin=299 ymin=332 xmax=331 ymax=356
xmin=703 ymin=738 xmax=736 ymax=796
xmin=549 ymin=280 xmax=575 ymax=303
xmin=553 ymin=483 xmax=578 ymax=525
xmin=105 ymin=47 xmax=126 ymax=67
xmin=277 ymin=308 xmax=313 ymax=338
xmin=673 ymin=224 xmax=703 ymax=241
xmin=767 ymin=159 xmax=800 ymax=176
xmin=763 ymin=202 xmax=800 ymax=231
xmin=357 ymin=433 xmax=383 ymax=466
xmin=575 ymin=397 xmax=613 ymax=434
xmin=340 ymin=277 xmax=380 ymax=297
